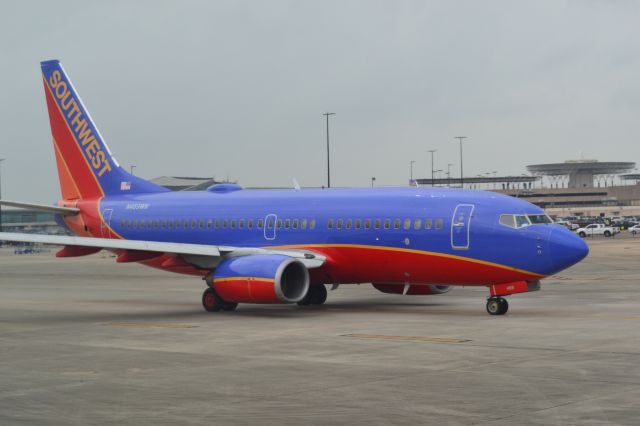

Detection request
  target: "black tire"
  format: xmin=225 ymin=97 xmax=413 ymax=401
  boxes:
xmin=221 ymin=302 xmax=238 ymax=312
xmin=578 ymin=232 xmax=586 ymax=238
xmin=486 ymin=297 xmax=508 ymax=315
xmin=497 ymin=297 xmax=509 ymax=315
xmin=604 ymin=231 xmax=611 ymax=237
xmin=202 ymin=288 xmax=223 ymax=312
xmin=310 ymin=285 xmax=328 ymax=305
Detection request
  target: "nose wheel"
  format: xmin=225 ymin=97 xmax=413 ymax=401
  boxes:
xmin=486 ymin=297 xmax=509 ymax=315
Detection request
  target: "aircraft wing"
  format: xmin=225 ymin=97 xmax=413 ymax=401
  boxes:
xmin=0 ymin=232 xmax=326 ymax=268
xmin=0 ymin=200 xmax=80 ymax=215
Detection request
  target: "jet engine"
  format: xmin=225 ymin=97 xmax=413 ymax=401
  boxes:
xmin=372 ymin=283 xmax=451 ymax=295
xmin=213 ymin=254 xmax=310 ymax=304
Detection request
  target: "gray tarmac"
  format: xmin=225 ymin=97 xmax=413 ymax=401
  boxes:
xmin=1 ymin=235 xmax=639 ymax=425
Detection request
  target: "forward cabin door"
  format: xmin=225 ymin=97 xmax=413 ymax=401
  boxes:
xmin=451 ymin=204 xmax=474 ymax=250
xmin=264 ymin=214 xmax=277 ymax=240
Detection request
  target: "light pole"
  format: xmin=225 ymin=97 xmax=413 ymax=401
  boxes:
xmin=410 ymin=160 xmax=416 ymax=181
xmin=371 ymin=177 xmax=376 ymax=187
xmin=434 ymin=169 xmax=443 ymax=186
xmin=0 ymin=158 xmax=4 ymax=233
xmin=447 ymin=163 xmax=453 ymax=187
xmin=130 ymin=165 xmax=136 ymax=175
xmin=323 ymin=112 xmax=336 ymax=188
xmin=454 ymin=136 xmax=467 ymax=188
xmin=428 ymin=150 xmax=436 ymax=186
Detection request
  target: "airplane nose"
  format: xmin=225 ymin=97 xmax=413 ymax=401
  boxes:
xmin=547 ymin=227 xmax=589 ymax=274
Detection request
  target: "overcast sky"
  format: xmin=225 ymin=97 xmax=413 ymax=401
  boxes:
xmin=1 ymin=0 xmax=639 ymax=203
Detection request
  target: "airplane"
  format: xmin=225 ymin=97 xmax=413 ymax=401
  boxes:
xmin=0 ymin=60 xmax=589 ymax=316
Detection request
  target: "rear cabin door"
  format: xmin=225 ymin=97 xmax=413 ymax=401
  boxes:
xmin=100 ymin=208 xmax=114 ymax=238
xmin=451 ymin=204 xmax=474 ymax=250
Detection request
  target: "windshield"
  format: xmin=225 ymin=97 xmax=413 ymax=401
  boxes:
xmin=500 ymin=213 xmax=552 ymax=229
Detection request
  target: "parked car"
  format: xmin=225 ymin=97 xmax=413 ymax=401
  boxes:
xmin=629 ymin=224 xmax=640 ymax=236
xmin=575 ymin=223 xmax=620 ymax=238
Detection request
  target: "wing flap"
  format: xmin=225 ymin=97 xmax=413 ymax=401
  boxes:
xmin=0 ymin=232 xmax=325 ymax=268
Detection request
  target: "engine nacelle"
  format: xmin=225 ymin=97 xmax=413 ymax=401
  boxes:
xmin=372 ymin=283 xmax=452 ymax=295
xmin=213 ymin=255 xmax=310 ymax=304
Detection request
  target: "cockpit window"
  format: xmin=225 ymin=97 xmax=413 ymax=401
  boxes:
xmin=499 ymin=214 xmax=516 ymax=228
xmin=515 ymin=215 xmax=530 ymax=228
xmin=500 ymin=213 xmax=552 ymax=229
xmin=527 ymin=214 xmax=552 ymax=224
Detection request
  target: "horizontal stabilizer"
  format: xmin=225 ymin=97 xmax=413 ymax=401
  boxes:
xmin=0 ymin=200 xmax=79 ymax=216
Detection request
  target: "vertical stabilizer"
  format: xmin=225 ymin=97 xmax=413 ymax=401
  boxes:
xmin=40 ymin=60 xmax=169 ymax=199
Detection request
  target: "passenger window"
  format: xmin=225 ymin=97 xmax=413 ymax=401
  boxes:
xmin=277 ymin=220 xmax=282 ymax=229
xmin=207 ymin=219 xmax=212 ymax=229
xmin=293 ymin=219 xmax=299 ymax=229
xmin=301 ymin=219 xmax=307 ymax=230
xmin=154 ymin=220 xmax=159 ymax=229
xmin=191 ymin=220 xmax=197 ymax=228
xmin=162 ymin=220 xmax=167 ymax=229
xmin=285 ymin=219 xmax=291 ymax=229
xmin=346 ymin=219 xmax=352 ymax=229
xmin=248 ymin=219 xmax=254 ymax=229
xmin=134 ymin=219 xmax=139 ymax=229
xmin=176 ymin=219 xmax=181 ymax=229
xmin=355 ymin=219 xmax=362 ymax=229
xmin=147 ymin=221 xmax=153 ymax=229
xmin=231 ymin=220 xmax=236 ymax=229
xmin=414 ymin=219 xmax=422 ymax=230
xmin=258 ymin=219 xmax=265 ymax=229
xmin=199 ymin=220 xmax=204 ymax=228
xmin=374 ymin=219 xmax=381 ymax=229
xmin=266 ymin=218 xmax=273 ymax=229
xmin=327 ymin=219 xmax=334 ymax=229
xmin=214 ymin=219 xmax=220 ymax=229
xmin=365 ymin=219 xmax=371 ymax=229
xmin=384 ymin=219 xmax=390 ymax=230
xmin=435 ymin=219 xmax=443 ymax=230
xmin=425 ymin=219 xmax=432 ymax=230
xmin=404 ymin=219 xmax=411 ymax=230
xmin=310 ymin=219 xmax=316 ymax=230
xmin=183 ymin=219 xmax=188 ymax=228
xmin=223 ymin=219 xmax=228 ymax=229
xmin=140 ymin=219 xmax=146 ymax=228
xmin=394 ymin=219 xmax=400 ymax=230
xmin=337 ymin=219 xmax=343 ymax=230
xmin=239 ymin=219 xmax=244 ymax=229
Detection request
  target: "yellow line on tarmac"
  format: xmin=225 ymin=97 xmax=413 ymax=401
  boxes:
xmin=342 ymin=334 xmax=471 ymax=344
xmin=107 ymin=322 xmax=199 ymax=329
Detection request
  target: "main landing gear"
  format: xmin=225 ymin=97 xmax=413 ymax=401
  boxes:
xmin=486 ymin=297 xmax=509 ymax=316
xmin=202 ymin=287 xmax=238 ymax=312
xmin=297 ymin=284 xmax=328 ymax=306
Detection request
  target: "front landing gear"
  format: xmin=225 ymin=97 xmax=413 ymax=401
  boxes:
xmin=202 ymin=288 xmax=238 ymax=312
xmin=486 ymin=297 xmax=509 ymax=315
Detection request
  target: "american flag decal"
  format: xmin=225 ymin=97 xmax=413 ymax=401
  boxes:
xmin=120 ymin=182 xmax=131 ymax=191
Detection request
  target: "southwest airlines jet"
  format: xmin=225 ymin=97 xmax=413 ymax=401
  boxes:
xmin=0 ymin=60 xmax=589 ymax=315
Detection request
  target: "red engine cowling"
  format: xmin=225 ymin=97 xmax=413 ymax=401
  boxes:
xmin=372 ymin=283 xmax=451 ymax=295
xmin=213 ymin=254 xmax=310 ymax=304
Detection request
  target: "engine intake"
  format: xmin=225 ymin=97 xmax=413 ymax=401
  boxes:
xmin=213 ymin=254 xmax=309 ymax=304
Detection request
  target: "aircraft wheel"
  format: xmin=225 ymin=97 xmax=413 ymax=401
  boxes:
xmin=202 ymin=288 xmax=223 ymax=312
xmin=222 ymin=302 xmax=238 ymax=312
xmin=486 ymin=297 xmax=508 ymax=315
xmin=311 ymin=285 xmax=327 ymax=305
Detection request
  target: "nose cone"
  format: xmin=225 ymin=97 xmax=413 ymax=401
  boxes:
xmin=548 ymin=227 xmax=589 ymax=274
